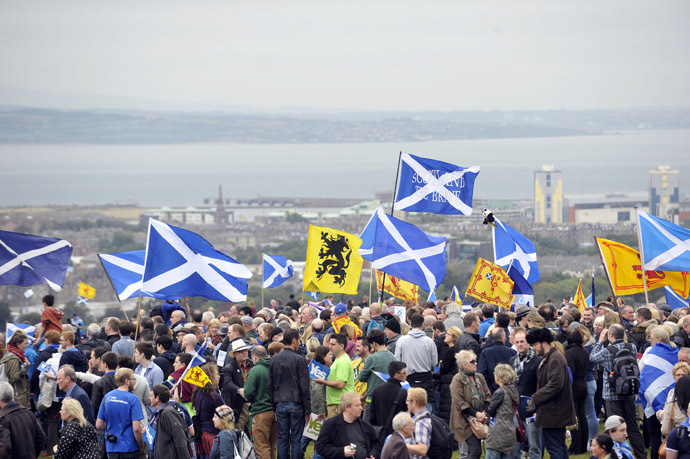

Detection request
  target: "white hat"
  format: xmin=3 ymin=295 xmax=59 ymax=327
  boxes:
xmin=231 ymin=339 xmax=251 ymax=353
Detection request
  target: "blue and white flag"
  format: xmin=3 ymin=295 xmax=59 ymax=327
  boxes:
xmin=0 ymin=230 xmax=72 ymax=291
xmin=493 ymin=218 xmax=540 ymax=285
xmin=306 ymin=291 xmax=319 ymax=301
xmin=262 ymin=254 xmax=294 ymax=289
xmin=141 ymin=219 xmax=252 ymax=302
xmin=639 ymin=343 xmax=678 ymax=417
xmin=585 ymin=294 xmax=593 ymax=307
xmin=638 ymin=209 xmax=690 ymax=272
xmin=359 ymin=207 xmax=446 ymax=292
xmin=665 ymin=286 xmax=689 ymax=309
xmin=427 ymin=289 xmax=437 ymax=303
xmin=394 ymin=153 xmax=480 ymax=215
xmin=7 ymin=323 xmax=35 ymax=341
xmin=189 ymin=338 xmax=208 ymax=369
xmin=373 ymin=371 xmax=411 ymax=389
xmin=451 ymin=286 xmax=463 ymax=305
xmin=308 ymin=360 xmax=330 ymax=380
xmin=508 ymin=264 xmax=534 ymax=308
xmin=99 ymin=250 xmax=167 ymax=301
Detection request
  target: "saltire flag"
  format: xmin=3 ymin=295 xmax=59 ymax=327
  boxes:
xmin=7 ymin=323 xmax=35 ymax=341
xmin=508 ymin=264 xmax=534 ymax=308
xmin=665 ymin=286 xmax=690 ymax=309
xmin=306 ymin=291 xmax=319 ymax=301
xmin=466 ymin=258 xmax=514 ymax=309
xmin=639 ymin=343 xmax=678 ymax=417
xmin=0 ymin=230 xmax=72 ymax=291
xmin=591 ymin=267 xmax=596 ymax=307
xmin=493 ymin=218 xmax=540 ymax=285
xmin=451 ymin=286 xmax=463 ymax=306
xmin=359 ymin=207 xmax=446 ymax=292
xmin=393 ymin=153 xmax=480 ymax=215
xmin=573 ymin=279 xmax=587 ymax=313
xmin=262 ymin=254 xmax=294 ymax=289
xmin=183 ymin=365 xmax=212 ymax=388
xmin=374 ymin=371 xmax=411 ymax=390
xmin=375 ymin=270 xmax=418 ymax=303
xmin=595 ymin=237 xmax=690 ymax=297
xmin=638 ymin=209 xmax=690 ymax=272
xmin=99 ymin=250 xmax=168 ymax=301
xmin=303 ymin=225 xmax=363 ymax=295
xmin=427 ymin=290 xmax=437 ymax=303
xmin=142 ymin=219 xmax=252 ymax=302
xmin=585 ymin=294 xmax=593 ymax=307
xmin=188 ymin=338 xmax=208 ymax=369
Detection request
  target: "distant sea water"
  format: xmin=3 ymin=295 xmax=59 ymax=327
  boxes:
xmin=0 ymin=129 xmax=688 ymax=207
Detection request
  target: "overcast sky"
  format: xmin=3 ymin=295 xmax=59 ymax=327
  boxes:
xmin=1 ymin=0 xmax=689 ymax=111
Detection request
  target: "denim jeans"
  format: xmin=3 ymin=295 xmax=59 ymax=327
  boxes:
xmin=541 ymin=427 xmax=568 ymax=459
xmin=486 ymin=448 xmax=513 ymax=459
xmin=585 ymin=379 xmax=599 ymax=443
xmin=276 ymin=401 xmax=306 ymax=459
xmin=526 ymin=417 xmax=542 ymax=459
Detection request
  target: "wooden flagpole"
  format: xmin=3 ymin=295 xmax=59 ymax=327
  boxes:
xmin=633 ymin=206 xmax=651 ymax=306
xmin=380 ymin=151 xmax=403 ymax=303
xmin=132 ymin=291 xmax=143 ymax=352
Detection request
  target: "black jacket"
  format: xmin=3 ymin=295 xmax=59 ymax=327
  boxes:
xmin=76 ymin=338 xmax=111 ymax=353
xmin=509 ymin=352 xmax=542 ymax=419
xmin=60 ymin=347 xmax=88 ymax=373
xmin=673 ymin=330 xmax=690 ymax=348
xmin=30 ymin=345 xmax=59 ymax=395
xmin=91 ymin=372 xmax=117 ymax=414
xmin=221 ymin=358 xmax=253 ymax=418
xmin=438 ymin=345 xmax=458 ymax=422
xmin=454 ymin=331 xmax=481 ymax=357
xmin=154 ymin=351 xmax=176 ymax=379
xmin=268 ymin=348 xmax=310 ymax=415
xmin=565 ymin=344 xmax=589 ymax=400
xmin=369 ymin=379 xmax=407 ymax=438
xmin=315 ymin=413 xmax=382 ymax=459
xmin=105 ymin=334 xmax=120 ymax=346
xmin=478 ymin=341 xmax=517 ymax=393
xmin=0 ymin=401 xmax=46 ymax=459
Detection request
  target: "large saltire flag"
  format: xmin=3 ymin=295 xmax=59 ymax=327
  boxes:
xmin=142 ymin=219 xmax=252 ymax=302
xmin=508 ymin=264 xmax=534 ymax=308
xmin=638 ymin=209 xmax=690 ymax=272
xmin=466 ymin=258 xmax=515 ymax=308
xmin=183 ymin=365 xmax=212 ymax=388
xmin=99 ymin=250 xmax=167 ymax=301
xmin=595 ymin=237 xmax=690 ymax=297
xmin=573 ymin=279 xmax=587 ymax=313
xmin=665 ymin=286 xmax=689 ymax=309
xmin=639 ymin=343 xmax=678 ymax=417
xmin=393 ymin=153 xmax=480 ymax=215
xmin=303 ymin=225 xmax=363 ymax=295
xmin=0 ymin=230 xmax=72 ymax=291
xmin=263 ymin=254 xmax=294 ymax=289
xmin=376 ymin=270 xmax=418 ymax=302
xmin=427 ymin=290 xmax=437 ymax=303
xmin=359 ymin=207 xmax=446 ymax=292
xmin=7 ymin=323 xmax=35 ymax=341
xmin=493 ymin=218 xmax=540 ymax=285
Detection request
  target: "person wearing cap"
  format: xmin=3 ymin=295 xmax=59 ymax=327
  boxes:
xmin=240 ymin=315 xmax=258 ymax=341
xmin=604 ymin=415 xmax=634 ymax=459
xmin=384 ymin=317 xmax=402 ymax=354
xmin=221 ymin=339 xmax=253 ymax=432
xmin=658 ymin=304 xmax=673 ymax=323
xmin=209 ymin=404 xmax=239 ymax=457
xmin=515 ymin=306 xmax=531 ymax=330
xmin=243 ymin=345 xmax=277 ymax=459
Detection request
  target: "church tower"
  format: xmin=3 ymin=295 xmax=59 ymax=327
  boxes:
xmin=215 ymin=185 xmax=227 ymax=224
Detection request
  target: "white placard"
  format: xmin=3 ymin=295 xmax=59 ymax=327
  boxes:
xmin=303 ymin=413 xmax=323 ymax=440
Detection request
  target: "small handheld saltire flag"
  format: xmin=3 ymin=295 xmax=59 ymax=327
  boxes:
xmin=638 ymin=209 xmax=690 ymax=272
xmin=595 ymin=237 xmax=690 ymax=297
xmin=7 ymin=323 xmax=35 ymax=341
xmin=493 ymin=218 xmax=540 ymax=285
xmin=573 ymin=279 xmax=587 ymax=313
xmin=639 ymin=343 xmax=678 ymax=417
xmin=451 ymin=286 xmax=463 ymax=306
xmin=376 ymin=270 xmax=418 ymax=302
xmin=306 ymin=291 xmax=319 ymax=301
xmin=303 ymin=225 xmax=364 ymax=295
xmin=183 ymin=365 xmax=212 ymax=388
xmin=466 ymin=258 xmax=514 ymax=308
xmin=77 ymin=281 xmax=96 ymax=299
xmin=0 ymin=230 xmax=72 ymax=291
xmin=142 ymin=219 xmax=252 ymax=302
xmin=359 ymin=207 xmax=446 ymax=292
xmin=393 ymin=153 xmax=480 ymax=215
xmin=665 ymin=286 xmax=690 ymax=309
xmin=99 ymin=250 xmax=169 ymax=301
xmin=508 ymin=264 xmax=534 ymax=308
xmin=189 ymin=338 xmax=208 ymax=369
xmin=427 ymin=289 xmax=437 ymax=303
xmin=262 ymin=254 xmax=294 ymax=289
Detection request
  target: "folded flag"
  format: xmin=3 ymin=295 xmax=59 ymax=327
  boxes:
xmin=263 ymin=254 xmax=294 ymax=289
xmin=359 ymin=207 xmax=446 ymax=292
xmin=393 ymin=153 xmax=480 ymax=215
xmin=189 ymin=338 xmax=208 ymax=369
xmin=142 ymin=219 xmax=252 ymax=302
xmin=0 ymin=230 xmax=72 ymax=291
xmin=508 ymin=264 xmax=534 ymax=308
xmin=493 ymin=218 xmax=540 ymax=285
xmin=638 ymin=209 xmax=690 ymax=272
xmin=665 ymin=286 xmax=689 ymax=309
xmin=451 ymin=286 xmax=463 ymax=306
xmin=466 ymin=258 xmax=514 ymax=308
xmin=7 ymin=323 xmax=35 ymax=341
xmin=573 ymin=279 xmax=587 ymax=313
xmin=376 ymin=270 xmax=418 ymax=303
xmin=639 ymin=343 xmax=678 ymax=417
xmin=303 ymin=225 xmax=364 ymax=295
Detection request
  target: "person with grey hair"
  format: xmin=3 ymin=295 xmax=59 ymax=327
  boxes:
xmin=56 ymin=365 xmax=95 ymax=425
xmin=300 ymin=306 xmax=318 ymax=343
xmin=381 ymin=412 xmax=414 ymax=459
xmin=244 ymin=345 xmax=276 ymax=459
xmin=78 ymin=323 xmax=111 ymax=352
xmin=443 ymin=302 xmax=465 ymax=331
xmin=0 ymin=381 xmax=46 ymax=459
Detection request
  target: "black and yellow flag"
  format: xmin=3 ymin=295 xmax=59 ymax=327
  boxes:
xmin=303 ymin=225 xmax=363 ymax=295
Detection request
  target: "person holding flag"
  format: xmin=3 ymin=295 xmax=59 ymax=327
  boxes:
xmin=191 ymin=362 xmax=223 ymax=459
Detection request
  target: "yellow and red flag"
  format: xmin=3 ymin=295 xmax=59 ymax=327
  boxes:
xmin=375 ymin=270 xmax=418 ymax=303
xmin=595 ymin=238 xmax=690 ymax=297
xmin=332 ymin=315 xmax=363 ymax=340
xmin=183 ymin=366 xmax=212 ymax=388
xmin=77 ymin=281 xmax=96 ymax=299
xmin=303 ymin=225 xmax=364 ymax=295
xmin=573 ymin=279 xmax=587 ymax=312
xmin=466 ymin=258 xmax=514 ymax=309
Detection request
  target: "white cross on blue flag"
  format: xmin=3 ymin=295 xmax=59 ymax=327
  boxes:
xmin=141 ymin=219 xmax=252 ymax=302
xmin=394 ymin=154 xmax=480 ymax=215
xmin=359 ymin=207 xmax=446 ymax=292
xmin=665 ymin=286 xmax=689 ymax=309
xmin=508 ymin=264 xmax=534 ymax=308
xmin=99 ymin=250 xmax=169 ymax=301
xmin=638 ymin=209 xmax=690 ymax=272
xmin=493 ymin=218 xmax=540 ymax=285
xmin=639 ymin=343 xmax=677 ymax=417
xmin=263 ymin=254 xmax=294 ymax=289
xmin=0 ymin=230 xmax=72 ymax=291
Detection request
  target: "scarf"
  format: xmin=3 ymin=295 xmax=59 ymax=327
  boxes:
xmin=512 ymin=349 xmax=536 ymax=381
xmin=459 ymin=370 xmax=485 ymax=412
xmin=7 ymin=344 xmax=28 ymax=365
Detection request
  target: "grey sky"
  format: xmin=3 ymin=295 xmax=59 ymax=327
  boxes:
xmin=2 ymin=0 xmax=689 ymax=111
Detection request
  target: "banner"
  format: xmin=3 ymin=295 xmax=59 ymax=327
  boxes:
xmin=303 ymin=413 xmax=324 ymax=441
xmin=573 ymin=279 xmax=587 ymax=313
xmin=375 ymin=270 xmax=418 ymax=302
xmin=466 ymin=258 xmax=515 ymax=308
xmin=308 ymin=360 xmax=331 ymax=380
xmin=304 ymin=225 xmax=363 ymax=294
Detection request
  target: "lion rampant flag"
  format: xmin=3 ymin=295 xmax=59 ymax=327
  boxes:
xmin=573 ymin=279 xmax=587 ymax=313
xmin=375 ymin=270 xmax=418 ymax=302
xmin=303 ymin=225 xmax=364 ymax=295
xmin=466 ymin=258 xmax=514 ymax=308
xmin=77 ymin=281 xmax=96 ymax=299
xmin=183 ymin=365 xmax=212 ymax=388
xmin=595 ymin=238 xmax=690 ymax=297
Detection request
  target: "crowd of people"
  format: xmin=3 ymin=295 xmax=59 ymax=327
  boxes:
xmin=1 ymin=292 xmax=690 ymax=459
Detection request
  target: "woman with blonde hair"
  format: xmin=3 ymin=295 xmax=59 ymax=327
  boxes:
xmin=526 ymin=312 xmax=545 ymax=329
xmin=53 ymin=398 xmax=100 ymax=459
xmin=209 ymin=405 xmax=240 ymax=459
xmin=485 ymin=364 xmax=520 ymax=459
xmin=206 ymin=318 xmax=223 ymax=347
xmin=659 ymin=363 xmax=690 ymax=436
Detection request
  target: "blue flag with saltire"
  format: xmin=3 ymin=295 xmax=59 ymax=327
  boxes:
xmin=493 ymin=218 xmax=540 ymax=285
xmin=141 ymin=219 xmax=252 ymax=302
xmin=189 ymin=338 xmax=208 ymax=369
xmin=393 ymin=153 xmax=480 ymax=215
xmin=99 ymin=250 xmax=168 ymax=301
xmin=7 ymin=323 xmax=35 ymax=341
xmin=508 ymin=264 xmax=534 ymax=308
xmin=665 ymin=286 xmax=689 ymax=309
xmin=638 ymin=209 xmax=690 ymax=272
xmin=262 ymin=254 xmax=294 ymax=289
xmin=585 ymin=294 xmax=593 ymax=307
xmin=427 ymin=289 xmax=437 ymax=303
xmin=451 ymin=286 xmax=462 ymax=305
xmin=359 ymin=207 xmax=446 ymax=292
xmin=0 ymin=230 xmax=72 ymax=291
xmin=306 ymin=291 xmax=319 ymax=301
xmin=639 ymin=343 xmax=678 ymax=417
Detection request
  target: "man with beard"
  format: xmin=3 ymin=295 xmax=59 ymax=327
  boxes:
xmin=96 ymin=368 xmax=144 ymax=457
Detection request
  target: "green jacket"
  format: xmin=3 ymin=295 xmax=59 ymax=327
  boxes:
xmin=244 ymin=357 xmax=272 ymax=416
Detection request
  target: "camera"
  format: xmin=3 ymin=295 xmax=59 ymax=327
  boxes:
xmin=349 ymin=443 xmax=357 ymax=452
xmin=106 ymin=433 xmax=118 ymax=443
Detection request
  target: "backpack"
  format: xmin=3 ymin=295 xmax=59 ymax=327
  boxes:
xmin=365 ymin=316 xmax=386 ymax=336
xmin=607 ymin=343 xmax=640 ymax=396
xmin=232 ymin=429 xmax=256 ymax=459
xmin=422 ymin=412 xmax=454 ymax=459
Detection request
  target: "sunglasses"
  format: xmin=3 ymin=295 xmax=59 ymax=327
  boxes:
xmin=469 ymin=360 xmax=477 ymax=364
